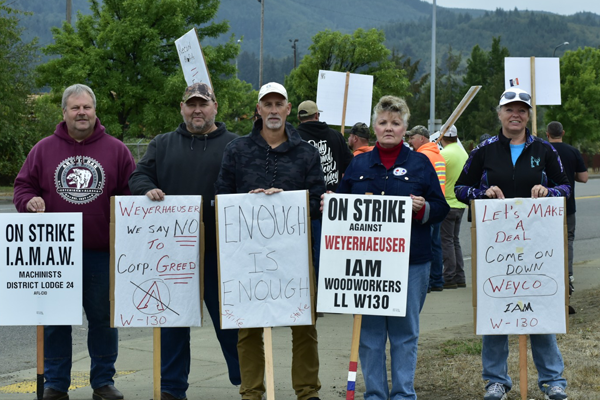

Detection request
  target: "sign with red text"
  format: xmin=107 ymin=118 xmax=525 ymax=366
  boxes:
xmin=0 ymin=213 xmax=82 ymax=326
xmin=473 ymin=198 xmax=567 ymax=335
xmin=216 ymin=191 xmax=313 ymax=329
xmin=317 ymin=193 xmax=412 ymax=316
xmin=110 ymin=196 xmax=202 ymax=328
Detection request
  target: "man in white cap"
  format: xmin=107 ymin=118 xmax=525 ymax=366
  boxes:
xmin=439 ymin=125 xmax=469 ymax=289
xmin=215 ymin=82 xmax=326 ymax=400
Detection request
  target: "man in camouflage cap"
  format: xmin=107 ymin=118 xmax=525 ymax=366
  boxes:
xmin=347 ymin=122 xmax=374 ymax=156
xmin=129 ymin=82 xmax=240 ymax=400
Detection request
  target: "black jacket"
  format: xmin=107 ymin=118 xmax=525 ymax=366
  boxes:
xmin=455 ymin=129 xmax=571 ymax=202
xmin=129 ymin=122 xmax=238 ymax=251
xmin=296 ymin=120 xmax=353 ymax=192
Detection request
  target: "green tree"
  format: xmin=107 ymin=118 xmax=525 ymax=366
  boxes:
xmin=284 ymin=28 xmax=410 ymax=127
xmin=0 ymin=1 xmax=41 ymax=185
xmin=460 ymin=37 xmax=510 ymax=142
xmin=36 ymin=0 xmax=254 ymax=140
xmin=545 ymin=47 xmax=600 ymax=153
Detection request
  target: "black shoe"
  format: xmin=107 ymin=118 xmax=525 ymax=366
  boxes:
xmin=443 ymin=282 xmax=458 ymax=289
xmin=92 ymin=385 xmax=123 ymax=400
xmin=308 ymin=398 xmax=321 ymax=400
xmin=456 ymin=281 xmax=467 ymax=288
xmin=569 ymin=305 xmax=576 ymax=315
xmin=42 ymin=388 xmax=69 ymax=400
xmin=161 ymin=392 xmax=187 ymax=400
xmin=430 ymin=286 xmax=443 ymax=292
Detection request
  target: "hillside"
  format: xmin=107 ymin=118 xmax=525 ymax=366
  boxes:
xmin=10 ymin=0 xmax=600 ymax=89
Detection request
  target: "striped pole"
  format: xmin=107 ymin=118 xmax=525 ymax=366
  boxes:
xmin=346 ymin=314 xmax=363 ymax=400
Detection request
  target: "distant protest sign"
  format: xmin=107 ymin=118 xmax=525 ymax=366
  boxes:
xmin=504 ymin=57 xmax=561 ymax=105
xmin=216 ymin=190 xmax=313 ymax=329
xmin=317 ymin=193 xmax=412 ymax=316
xmin=316 ymin=70 xmax=374 ymax=127
xmin=175 ymin=28 xmax=212 ymax=88
xmin=111 ymin=196 xmax=202 ymax=328
xmin=0 ymin=213 xmax=82 ymax=326
xmin=473 ymin=198 xmax=567 ymax=335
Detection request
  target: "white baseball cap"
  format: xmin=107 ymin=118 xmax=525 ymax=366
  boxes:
xmin=258 ymin=82 xmax=288 ymax=101
xmin=499 ymin=87 xmax=532 ymax=108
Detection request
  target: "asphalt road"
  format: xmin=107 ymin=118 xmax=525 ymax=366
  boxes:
xmin=1 ymin=178 xmax=599 ymax=377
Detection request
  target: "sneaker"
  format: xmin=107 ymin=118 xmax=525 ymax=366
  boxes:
xmin=545 ymin=386 xmax=568 ymax=400
xmin=484 ymin=382 xmax=507 ymax=400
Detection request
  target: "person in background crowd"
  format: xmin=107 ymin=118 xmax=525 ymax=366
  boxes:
xmin=406 ymin=125 xmax=447 ymax=293
xmin=455 ymin=87 xmax=571 ymax=400
xmin=546 ymin=120 xmax=588 ymax=314
xmin=337 ymin=96 xmax=448 ymax=400
xmin=347 ymin=122 xmax=374 ymax=155
xmin=439 ymin=125 xmax=469 ymax=290
xmin=13 ymin=84 xmax=135 ymax=400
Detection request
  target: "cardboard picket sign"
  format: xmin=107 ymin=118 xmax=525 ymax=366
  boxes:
xmin=504 ymin=57 xmax=561 ymax=105
xmin=175 ymin=28 xmax=213 ymax=89
xmin=472 ymin=198 xmax=568 ymax=335
xmin=317 ymin=193 xmax=412 ymax=316
xmin=216 ymin=190 xmax=314 ymax=329
xmin=0 ymin=213 xmax=83 ymax=326
xmin=316 ymin=70 xmax=374 ymax=128
xmin=110 ymin=196 xmax=203 ymax=328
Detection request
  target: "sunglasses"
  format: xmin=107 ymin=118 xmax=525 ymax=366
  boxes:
xmin=501 ymin=91 xmax=531 ymax=102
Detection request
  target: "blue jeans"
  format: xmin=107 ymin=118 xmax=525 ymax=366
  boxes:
xmin=44 ymin=250 xmax=118 ymax=392
xmin=429 ymin=222 xmax=444 ymax=289
xmin=161 ymin=250 xmax=240 ymax=398
xmin=482 ymin=334 xmax=567 ymax=393
xmin=359 ymin=262 xmax=430 ymax=400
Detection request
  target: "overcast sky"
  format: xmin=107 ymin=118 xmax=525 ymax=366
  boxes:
xmin=424 ymin=0 xmax=600 ymax=16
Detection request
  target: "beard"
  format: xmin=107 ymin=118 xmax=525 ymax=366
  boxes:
xmin=189 ymin=115 xmax=216 ymax=134
xmin=264 ymin=116 xmax=283 ymax=130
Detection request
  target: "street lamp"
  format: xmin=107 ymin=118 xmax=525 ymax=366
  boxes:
xmin=235 ymin=39 xmax=241 ymax=79
xmin=289 ymin=39 xmax=298 ymax=69
xmin=553 ymin=41 xmax=569 ymax=57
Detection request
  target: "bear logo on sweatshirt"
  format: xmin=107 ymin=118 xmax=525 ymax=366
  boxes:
xmin=55 ymin=155 xmax=105 ymax=204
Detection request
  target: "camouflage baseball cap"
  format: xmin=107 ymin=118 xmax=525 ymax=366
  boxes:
xmin=182 ymin=82 xmax=215 ymax=103
xmin=350 ymin=122 xmax=371 ymax=139
xmin=407 ymin=125 xmax=430 ymax=138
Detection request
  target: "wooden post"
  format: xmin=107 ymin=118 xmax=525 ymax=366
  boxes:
xmin=530 ymin=56 xmax=537 ymax=136
xmin=519 ymin=335 xmax=528 ymax=400
xmin=154 ymin=328 xmax=161 ymax=400
xmin=264 ymin=327 xmax=276 ymax=400
xmin=345 ymin=314 xmax=362 ymax=400
xmin=435 ymin=86 xmax=481 ymax=144
xmin=340 ymin=72 xmax=351 ymax=133
xmin=36 ymin=326 xmax=44 ymax=400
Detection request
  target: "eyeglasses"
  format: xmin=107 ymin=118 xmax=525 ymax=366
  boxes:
xmin=501 ymin=91 xmax=531 ymax=102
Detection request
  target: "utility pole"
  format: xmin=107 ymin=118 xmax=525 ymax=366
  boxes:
xmin=429 ymin=0 xmax=436 ymax=135
xmin=290 ymin=39 xmax=298 ymax=69
xmin=66 ymin=0 xmax=72 ymax=25
xmin=258 ymin=0 xmax=264 ymax=87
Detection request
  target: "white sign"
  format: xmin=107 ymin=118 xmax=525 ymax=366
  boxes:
xmin=317 ymin=193 xmax=412 ymax=316
xmin=316 ymin=70 xmax=374 ymax=127
xmin=504 ymin=57 xmax=561 ymax=105
xmin=175 ymin=28 xmax=212 ymax=88
xmin=216 ymin=191 xmax=313 ymax=329
xmin=111 ymin=196 xmax=202 ymax=328
xmin=473 ymin=198 xmax=567 ymax=335
xmin=0 ymin=213 xmax=82 ymax=326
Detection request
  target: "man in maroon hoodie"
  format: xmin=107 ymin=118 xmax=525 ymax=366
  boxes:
xmin=13 ymin=84 xmax=135 ymax=400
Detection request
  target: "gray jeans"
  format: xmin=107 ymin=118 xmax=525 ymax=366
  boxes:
xmin=441 ymin=208 xmax=465 ymax=283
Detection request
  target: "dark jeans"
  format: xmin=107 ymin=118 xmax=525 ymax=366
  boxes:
xmin=441 ymin=208 xmax=466 ymax=284
xmin=160 ymin=250 xmax=241 ymax=399
xmin=429 ymin=222 xmax=444 ymax=289
xmin=44 ymin=250 xmax=118 ymax=392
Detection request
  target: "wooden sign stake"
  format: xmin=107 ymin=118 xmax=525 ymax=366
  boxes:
xmin=154 ymin=328 xmax=161 ymax=400
xmin=435 ymin=86 xmax=481 ymax=144
xmin=264 ymin=327 xmax=276 ymax=400
xmin=345 ymin=314 xmax=362 ymax=400
xmin=530 ymin=56 xmax=537 ymax=136
xmin=340 ymin=72 xmax=351 ymax=132
xmin=519 ymin=335 xmax=528 ymax=400
xmin=36 ymin=325 xmax=44 ymax=400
